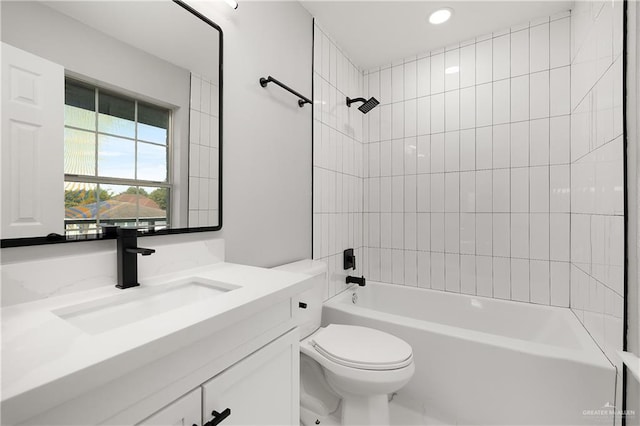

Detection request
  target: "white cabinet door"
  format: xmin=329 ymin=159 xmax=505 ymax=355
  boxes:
xmin=138 ymin=388 xmax=201 ymax=426
xmin=1 ymin=42 xmax=64 ymax=239
xmin=202 ymin=329 xmax=299 ymax=426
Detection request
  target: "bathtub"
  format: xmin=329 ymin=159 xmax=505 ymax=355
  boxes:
xmin=322 ymin=282 xmax=616 ymax=425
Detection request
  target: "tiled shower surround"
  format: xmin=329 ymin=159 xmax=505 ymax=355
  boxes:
xmin=569 ymin=0 xmax=624 ymax=386
xmin=312 ymin=22 xmax=365 ymax=301
xmin=189 ymin=73 xmax=220 ymax=227
xmin=312 ymin=1 xmax=624 ymax=379
xmin=362 ymin=13 xmax=573 ymax=305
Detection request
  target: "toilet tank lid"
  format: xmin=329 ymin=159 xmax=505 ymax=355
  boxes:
xmin=272 ymin=259 xmax=327 ymax=276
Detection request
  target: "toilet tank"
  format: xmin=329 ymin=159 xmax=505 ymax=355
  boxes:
xmin=273 ymin=259 xmax=326 ymax=339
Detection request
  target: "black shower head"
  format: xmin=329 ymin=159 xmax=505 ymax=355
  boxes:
xmin=346 ymin=96 xmax=380 ymax=114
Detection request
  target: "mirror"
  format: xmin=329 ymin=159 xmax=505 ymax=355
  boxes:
xmin=1 ymin=0 xmax=222 ymax=247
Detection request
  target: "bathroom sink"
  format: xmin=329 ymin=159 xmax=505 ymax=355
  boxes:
xmin=53 ymin=277 xmax=239 ymax=335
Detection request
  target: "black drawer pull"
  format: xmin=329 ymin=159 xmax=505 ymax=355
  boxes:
xmin=205 ymin=408 xmax=231 ymax=426
xmin=299 ymin=302 xmax=307 ymax=309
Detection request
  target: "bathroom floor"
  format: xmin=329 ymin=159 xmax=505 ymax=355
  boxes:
xmin=389 ymin=394 xmax=453 ymax=426
xmin=301 ymin=394 xmax=454 ymax=426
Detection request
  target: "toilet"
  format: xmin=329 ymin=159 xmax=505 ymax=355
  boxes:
xmin=273 ymin=260 xmax=415 ymax=426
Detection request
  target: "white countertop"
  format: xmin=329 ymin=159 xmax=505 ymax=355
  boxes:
xmin=1 ymin=261 xmax=312 ymax=420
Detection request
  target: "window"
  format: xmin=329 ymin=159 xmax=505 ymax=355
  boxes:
xmin=64 ymin=78 xmax=171 ymax=235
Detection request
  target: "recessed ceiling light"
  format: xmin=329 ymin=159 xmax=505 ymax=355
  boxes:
xmin=429 ymin=8 xmax=452 ymax=25
xmin=445 ymin=66 xmax=459 ymax=74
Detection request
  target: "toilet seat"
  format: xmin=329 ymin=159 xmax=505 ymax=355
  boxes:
xmin=310 ymin=324 xmax=413 ymax=371
xmin=300 ymin=325 xmax=416 ymax=425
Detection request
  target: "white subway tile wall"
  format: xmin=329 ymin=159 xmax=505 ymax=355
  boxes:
xmin=313 ymin=11 xmax=624 ymax=414
xmin=569 ymin=0 xmax=624 ymax=406
xmin=189 ymin=74 xmax=220 ymax=227
xmin=313 ymin=22 xmax=365 ymax=301
xmin=362 ymin=13 xmax=572 ymax=306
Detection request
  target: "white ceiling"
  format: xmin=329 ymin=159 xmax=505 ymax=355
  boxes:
xmin=300 ymin=1 xmax=573 ymax=70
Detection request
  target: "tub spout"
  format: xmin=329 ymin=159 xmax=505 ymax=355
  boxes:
xmin=346 ymin=275 xmax=366 ymax=286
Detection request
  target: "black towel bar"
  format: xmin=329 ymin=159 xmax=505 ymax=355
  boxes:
xmin=259 ymin=75 xmax=311 ymax=107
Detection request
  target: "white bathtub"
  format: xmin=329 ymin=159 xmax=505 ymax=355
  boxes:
xmin=322 ymin=282 xmax=616 ymax=425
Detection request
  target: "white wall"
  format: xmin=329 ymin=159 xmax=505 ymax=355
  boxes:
xmin=361 ymin=12 xmax=572 ymax=306
xmin=312 ymin=21 xmax=365 ymax=301
xmin=201 ymin=1 xmax=313 ymax=267
xmin=1 ymin=1 xmax=314 ymax=304
xmin=569 ymin=0 xmax=625 ymax=410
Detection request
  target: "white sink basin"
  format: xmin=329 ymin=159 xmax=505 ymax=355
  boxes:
xmin=53 ymin=278 xmax=239 ymax=335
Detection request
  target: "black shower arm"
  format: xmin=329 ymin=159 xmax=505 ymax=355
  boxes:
xmin=259 ymin=76 xmax=312 ymax=107
xmin=346 ymin=97 xmax=368 ymax=107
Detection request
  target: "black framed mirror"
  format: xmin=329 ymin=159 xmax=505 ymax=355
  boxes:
xmin=0 ymin=0 xmax=222 ymax=248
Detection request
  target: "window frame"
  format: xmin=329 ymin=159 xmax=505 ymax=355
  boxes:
xmin=63 ymin=77 xmax=173 ymax=234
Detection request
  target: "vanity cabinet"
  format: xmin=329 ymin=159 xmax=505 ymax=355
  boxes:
xmin=136 ymin=329 xmax=299 ymax=426
xmin=138 ymin=388 xmax=201 ymax=426
xmin=201 ymin=328 xmax=298 ymax=426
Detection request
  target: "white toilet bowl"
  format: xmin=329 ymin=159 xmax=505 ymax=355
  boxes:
xmin=272 ymin=260 xmax=415 ymax=426
xmin=301 ymin=324 xmax=415 ymax=425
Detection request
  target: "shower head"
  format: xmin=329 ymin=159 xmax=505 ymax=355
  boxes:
xmin=346 ymin=96 xmax=380 ymax=114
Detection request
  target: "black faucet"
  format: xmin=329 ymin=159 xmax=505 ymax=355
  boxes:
xmin=346 ymin=275 xmax=366 ymax=286
xmin=116 ymin=227 xmax=155 ymax=289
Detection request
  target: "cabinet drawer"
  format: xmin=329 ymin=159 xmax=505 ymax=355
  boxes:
xmin=201 ymin=329 xmax=299 ymax=426
xmin=138 ymin=388 xmax=201 ymax=426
